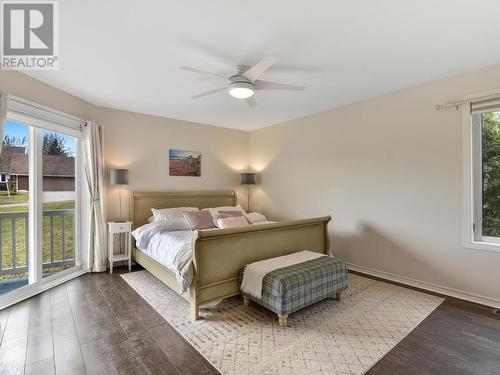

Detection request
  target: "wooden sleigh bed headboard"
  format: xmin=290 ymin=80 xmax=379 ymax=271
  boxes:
xmin=129 ymin=191 xmax=236 ymax=228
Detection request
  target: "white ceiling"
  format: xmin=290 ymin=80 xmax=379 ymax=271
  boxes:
xmin=26 ymin=0 xmax=500 ymax=131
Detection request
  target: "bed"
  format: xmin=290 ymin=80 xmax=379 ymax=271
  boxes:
xmin=130 ymin=191 xmax=331 ymax=320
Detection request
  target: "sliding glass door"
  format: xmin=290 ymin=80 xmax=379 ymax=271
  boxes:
xmin=0 ymin=120 xmax=30 ymax=294
xmin=42 ymin=129 xmax=78 ymax=278
xmin=0 ymin=112 xmax=81 ymax=302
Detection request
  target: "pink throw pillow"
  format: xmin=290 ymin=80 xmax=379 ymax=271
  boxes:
xmin=213 ymin=210 xmax=251 ymax=227
xmin=217 ymin=216 xmax=251 ymax=229
xmin=182 ymin=211 xmax=216 ymax=230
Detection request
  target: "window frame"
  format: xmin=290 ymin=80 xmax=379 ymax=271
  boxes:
xmin=0 ymin=97 xmax=88 ymax=309
xmin=464 ymin=104 xmax=500 ymax=252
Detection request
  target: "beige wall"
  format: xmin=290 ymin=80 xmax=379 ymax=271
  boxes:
xmin=0 ymin=71 xmax=250 ymax=222
xmin=95 ymin=107 xmax=249 ymax=220
xmin=0 ymin=71 xmax=95 ymax=120
xmin=249 ymin=64 xmax=500 ymax=303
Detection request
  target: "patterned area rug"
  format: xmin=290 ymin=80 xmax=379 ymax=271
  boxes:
xmin=121 ymin=271 xmax=443 ymax=375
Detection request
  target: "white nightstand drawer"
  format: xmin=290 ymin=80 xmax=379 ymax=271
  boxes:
xmin=109 ymin=222 xmax=131 ymax=233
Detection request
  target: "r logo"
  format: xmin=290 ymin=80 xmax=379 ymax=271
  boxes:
xmin=2 ymin=3 xmax=54 ymax=55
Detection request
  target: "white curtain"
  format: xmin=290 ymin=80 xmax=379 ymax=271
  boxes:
xmin=0 ymin=92 xmax=7 ymax=154
xmin=82 ymin=121 xmax=107 ymax=272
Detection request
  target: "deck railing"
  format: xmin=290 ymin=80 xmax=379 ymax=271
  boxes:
xmin=0 ymin=209 xmax=75 ymax=277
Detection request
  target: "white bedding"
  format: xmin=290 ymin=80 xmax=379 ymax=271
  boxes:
xmin=132 ymin=222 xmax=194 ymax=293
xmin=132 ymin=220 xmax=277 ymax=293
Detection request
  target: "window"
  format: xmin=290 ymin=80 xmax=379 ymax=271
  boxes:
xmin=0 ymin=96 xmax=87 ymax=307
xmin=468 ymin=99 xmax=500 ymax=249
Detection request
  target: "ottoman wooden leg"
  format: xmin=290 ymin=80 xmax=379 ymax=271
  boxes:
xmin=336 ymin=291 xmax=343 ymax=300
xmin=243 ymin=296 xmax=251 ymax=306
xmin=278 ymin=314 xmax=288 ymax=327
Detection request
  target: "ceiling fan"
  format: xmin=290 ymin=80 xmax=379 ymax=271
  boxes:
xmin=181 ymin=57 xmax=306 ymax=107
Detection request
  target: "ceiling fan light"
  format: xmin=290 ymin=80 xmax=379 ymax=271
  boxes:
xmin=228 ymin=82 xmax=255 ymax=99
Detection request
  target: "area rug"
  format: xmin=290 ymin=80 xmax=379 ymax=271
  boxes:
xmin=121 ymin=271 xmax=443 ymax=375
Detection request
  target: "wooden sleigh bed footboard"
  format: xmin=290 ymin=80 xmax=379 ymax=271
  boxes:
xmin=129 ymin=191 xmax=331 ymax=320
xmin=190 ymin=216 xmax=331 ymax=319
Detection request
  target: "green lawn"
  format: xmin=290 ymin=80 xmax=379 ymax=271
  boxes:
xmin=0 ymin=199 xmax=75 ymax=281
xmin=0 ymin=191 xmax=29 ymax=205
xmin=0 ymin=200 xmax=75 ymax=213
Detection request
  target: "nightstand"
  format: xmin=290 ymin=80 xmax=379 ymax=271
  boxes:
xmin=108 ymin=221 xmax=132 ymax=273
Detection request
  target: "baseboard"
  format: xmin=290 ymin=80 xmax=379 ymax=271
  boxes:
xmin=347 ymin=262 xmax=500 ymax=309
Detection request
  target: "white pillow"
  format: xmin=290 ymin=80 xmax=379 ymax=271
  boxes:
xmin=246 ymin=212 xmax=267 ymax=223
xmin=151 ymin=207 xmax=199 ymax=230
xmin=151 ymin=207 xmax=198 ymax=221
xmin=202 ymin=204 xmax=246 ymax=218
xmin=217 ymin=216 xmax=250 ymax=229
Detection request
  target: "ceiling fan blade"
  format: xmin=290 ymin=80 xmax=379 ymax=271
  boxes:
xmin=243 ymin=57 xmax=277 ymax=82
xmin=192 ymin=87 xmax=227 ymax=99
xmin=255 ymin=80 xmax=306 ymax=91
xmin=246 ymin=96 xmax=256 ymax=107
xmin=181 ymin=66 xmax=228 ymax=81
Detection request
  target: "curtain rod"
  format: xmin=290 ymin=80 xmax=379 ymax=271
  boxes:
xmin=435 ymin=101 xmax=469 ymax=111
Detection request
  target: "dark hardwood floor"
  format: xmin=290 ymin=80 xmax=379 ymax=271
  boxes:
xmin=359 ymin=272 xmax=500 ymax=375
xmin=1 ymin=266 xmax=499 ymax=375
xmin=0 ymin=266 xmax=218 ymax=375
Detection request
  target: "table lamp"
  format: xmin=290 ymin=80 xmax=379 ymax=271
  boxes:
xmin=110 ymin=168 xmax=129 ymax=222
xmin=240 ymin=172 xmax=256 ymax=212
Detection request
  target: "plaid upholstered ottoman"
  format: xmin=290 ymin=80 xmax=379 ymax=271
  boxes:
xmin=240 ymin=256 xmax=348 ymax=326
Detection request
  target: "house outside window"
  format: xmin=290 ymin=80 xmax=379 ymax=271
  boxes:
xmin=0 ymin=145 xmax=75 ymax=193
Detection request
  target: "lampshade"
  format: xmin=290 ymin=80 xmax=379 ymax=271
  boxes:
xmin=240 ymin=172 xmax=256 ymax=185
xmin=110 ymin=169 xmax=129 ymax=185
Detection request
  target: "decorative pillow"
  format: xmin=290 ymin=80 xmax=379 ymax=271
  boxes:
xmin=245 ymin=212 xmax=267 ymax=223
xmin=182 ymin=211 xmax=217 ymax=230
xmin=151 ymin=207 xmax=198 ymax=221
xmin=214 ymin=211 xmax=251 ymax=227
xmin=202 ymin=204 xmax=246 ymax=219
xmin=217 ymin=216 xmax=251 ymax=229
xmin=151 ymin=207 xmax=199 ymax=230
